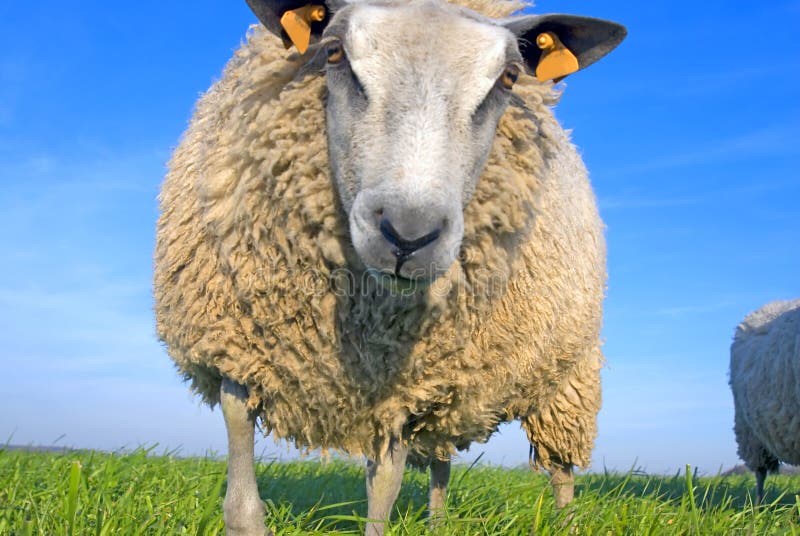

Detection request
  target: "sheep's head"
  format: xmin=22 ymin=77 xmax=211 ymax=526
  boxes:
xmin=247 ymin=0 xmax=625 ymax=291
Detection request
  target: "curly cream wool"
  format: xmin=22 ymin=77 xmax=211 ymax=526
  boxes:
xmin=155 ymin=0 xmax=607 ymax=471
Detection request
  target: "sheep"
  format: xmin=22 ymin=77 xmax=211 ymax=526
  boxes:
xmin=729 ymin=298 xmax=800 ymax=504
xmin=153 ymin=0 xmax=626 ymax=533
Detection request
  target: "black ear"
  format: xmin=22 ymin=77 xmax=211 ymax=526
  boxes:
xmin=502 ymin=14 xmax=626 ymax=82
xmin=245 ymin=0 xmax=337 ymax=53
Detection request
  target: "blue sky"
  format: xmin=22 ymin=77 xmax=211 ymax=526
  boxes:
xmin=1 ymin=0 xmax=798 ymax=474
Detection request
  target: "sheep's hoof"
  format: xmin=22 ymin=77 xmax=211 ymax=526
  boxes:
xmin=223 ymin=498 xmax=269 ymax=536
xmin=224 ymin=527 xmax=272 ymax=536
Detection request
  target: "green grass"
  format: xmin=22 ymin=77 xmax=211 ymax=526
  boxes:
xmin=1 ymin=447 xmax=799 ymax=535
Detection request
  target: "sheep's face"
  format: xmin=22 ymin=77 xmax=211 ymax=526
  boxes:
xmin=323 ymin=2 xmax=521 ymax=288
xmin=245 ymin=0 xmax=625 ymax=291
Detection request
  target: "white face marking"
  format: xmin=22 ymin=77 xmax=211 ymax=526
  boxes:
xmin=323 ymin=1 xmax=519 ymax=282
xmin=345 ymin=4 xmax=509 ymax=115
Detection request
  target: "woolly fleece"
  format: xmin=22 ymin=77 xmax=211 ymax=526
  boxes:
xmin=730 ymin=299 xmax=800 ymax=472
xmin=154 ymin=0 xmax=606 ymax=468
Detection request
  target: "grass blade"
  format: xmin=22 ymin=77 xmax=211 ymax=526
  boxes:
xmin=2 ymin=449 xmax=800 ymax=535
xmin=65 ymin=460 xmax=82 ymax=536
xmin=684 ymin=464 xmax=700 ymax=534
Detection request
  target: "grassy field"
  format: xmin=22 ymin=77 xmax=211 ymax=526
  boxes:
xmin=1 ymin=447 xmax=799 ymax=535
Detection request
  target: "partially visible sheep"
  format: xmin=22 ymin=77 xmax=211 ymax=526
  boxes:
xmin=154 ymin=0 xmax=626 ymax=534
xmin=730 ymin=299 xmax=800 ymax=503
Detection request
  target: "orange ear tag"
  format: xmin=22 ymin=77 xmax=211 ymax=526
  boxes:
xmin=280 ymin=4 xmax=326 ymax=54
xmin=535 ymin=31 xmax=579 ymax=82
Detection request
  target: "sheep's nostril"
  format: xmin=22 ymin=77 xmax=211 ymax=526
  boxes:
xmin=379 ymin=218 xmax=441 ymax=256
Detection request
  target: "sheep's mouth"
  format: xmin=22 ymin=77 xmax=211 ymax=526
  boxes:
xmin=366 ymin=268 xmax=432 ymax=294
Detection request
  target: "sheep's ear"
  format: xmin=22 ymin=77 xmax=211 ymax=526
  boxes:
xmin=501 ymin=14 xmax=626 ymax=82
xmin=245 ymin=0 xmax=341 ymax=54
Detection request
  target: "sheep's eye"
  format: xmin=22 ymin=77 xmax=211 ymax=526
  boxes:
xmin=500 ymin=64 xmax=520 ymax=89
xmin=326 ymin=41 xmax=345 ymax=64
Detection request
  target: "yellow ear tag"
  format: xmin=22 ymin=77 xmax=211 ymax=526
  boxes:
xmin=535 ymin=31 xmax=579 ymax=82
xmin=280 ymin=4 xmax=326 ymax=54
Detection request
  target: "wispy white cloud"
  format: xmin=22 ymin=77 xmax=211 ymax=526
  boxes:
xmin=600 ymin=319 xmax=742 ymax=465
xmin=606 ymin=124 xmax=800 ymax=179
xmin=0 ymin=104 xmax=11 ymax=126
xmin=600 ymin=367 xmax=733 ymax=430
xmin=617 ymin=61 xmax=800 ymax=100
xmin=0 ymin=150 xmax=163 ymax=193
xmin=0 ymin=147 xmax=165 ymax=387
xmin=599 ymin=175 xmax=800 ymax=211
xmin=0 ymin=147 xmax=162 ymax=282
xmin=0 ymin=280 xmax=159 ymax=373
xmin=599 ymin=193 xmax=704 ymax=210
xmin=0 ymin=53 xmax=32 ymax=126
xmin=594 ymin=358 xmax=739 ymax=473
xmin=598 ymin=124 xmax=800 ymax=211
xmin=651 ymin=300 xmax=737 ymax=318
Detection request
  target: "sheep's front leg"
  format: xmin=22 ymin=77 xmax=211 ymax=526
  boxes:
xmin=365 ymin=439 xmax=408 ymax=536
xmin=755 ymin=466 xmax=767 ymax=505
xmin=548 ymin=459 xmax=574 ymax=508
xmin=428 ymin=457 xmax=450 ymax=524
xmin=221 ymin=378 xmax=268 ymax=536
